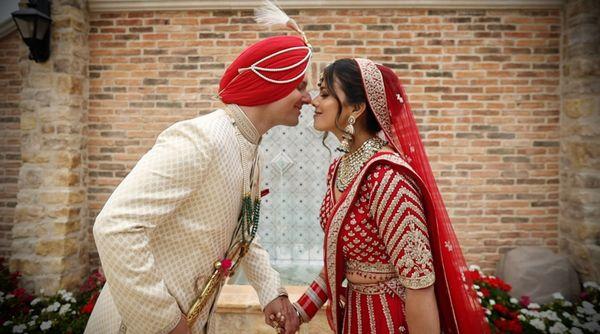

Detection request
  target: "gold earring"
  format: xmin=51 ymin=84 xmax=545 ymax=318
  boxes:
xmin=337 ymin=114 xmax=356 ymax=153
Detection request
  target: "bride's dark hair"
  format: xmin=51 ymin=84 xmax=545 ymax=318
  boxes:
xmin=319 ymin=59 xmax=382 ymax=152
xmin=320 ymin=59 xmax=381 ymax=134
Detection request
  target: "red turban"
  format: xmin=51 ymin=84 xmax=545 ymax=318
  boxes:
xmin=218 ymin=35 xmax=312 ymax=106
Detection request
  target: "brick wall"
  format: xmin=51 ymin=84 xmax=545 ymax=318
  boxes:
xmin=0 ymin=31 xmax=23 ymax=258
xmin=87 ymin=8 xmax=561 ymax=272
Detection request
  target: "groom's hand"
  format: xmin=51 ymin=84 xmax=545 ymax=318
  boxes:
xmin=263 ymin=296 xmax=300 ymax=334
xmin=169 ymin=314 xmax=191 ymax=334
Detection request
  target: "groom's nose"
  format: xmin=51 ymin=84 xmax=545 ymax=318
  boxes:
xmin=300 ymin=90 xmax=311 ymax=105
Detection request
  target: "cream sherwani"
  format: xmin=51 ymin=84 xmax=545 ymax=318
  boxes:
xmin=85 ymin=107 xmax=283 ymax=334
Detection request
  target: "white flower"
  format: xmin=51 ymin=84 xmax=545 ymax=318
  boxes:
xmin=31 ymin=316 xmax=38 ymax=321
xmin=552 ymin=292 xmax=564 ymax=300
xmin=44 ymin=301 xmax=60 ymax=313
xmin=39 ymin=321 xmax=52 ymax=331
xmin=510 ymin=297 xmax=519 ymax=304
xmin=58 ymin=303 xmax=71 ymax=315
xmin=30 ymin=297 xmax=42 ymax=306
xmin=27 ymin=320 xmax=35 ymax=327
xmin=3 ymin=321 xmax=13 ymax=327
xmin=485 ymin=309 xmax=491 ymax=315
xmin=582 ymin=321 xmax=600 ymax=331
xmin=12 ymin=324 xmax=26 ymax=333
xmin=539 ymin=310 xmax=560 ymax=322
xmin=517 ymin=314 xmax=526 ymax=321
xmin=583 ymin=281 xmax=600 ymax=290
xmin=521 ymin=309 xmax=541 ymax=318
xmin=549 ymin=322 xmax=568 ymax=334
xmin=59 ymin=290 xmax=75 ymax=303
xmin=476 ymin=291 xmax=484 ymax=298
xmin=582 ymin=301 xmax=596 ymax=312
xmin=564 ymin=301 xmax=573 ymax=307
xmin=577 ymin=302 xmax=597 ymax=316
xmin=563 ymin=311 xmax=576 ymax=322
xmin=489 ymin=299 xmax=496 ymax=306
xmin=570 ymin=328 xmax=583 ymax=334
xmin=6 ymin=294 xmax=14 ymax=299
xmin=528 ymin=302 xmax=541 ymax=309
xmin=530 ymin=318 xmax=546 ymax=331
xmin=469 ymin=264 xmax=481 ymax=272
xmin=473 ymin=284 xmax=480 ymax=290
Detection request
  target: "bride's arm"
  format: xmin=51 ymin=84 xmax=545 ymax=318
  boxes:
xmin=406 ymin=286 xmax=440 ymax=334
xmin=370 ymin=164 xmax=440 ymax=333
xmin=293 ymin=268 xmax=328 ymax=323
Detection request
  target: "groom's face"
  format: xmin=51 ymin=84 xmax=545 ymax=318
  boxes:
xmin=265 ymin=78 xmax=311 ymax=127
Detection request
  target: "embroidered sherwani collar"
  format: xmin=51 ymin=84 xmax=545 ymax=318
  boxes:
xmin=226 ymin=104 xmax=261 ymax=145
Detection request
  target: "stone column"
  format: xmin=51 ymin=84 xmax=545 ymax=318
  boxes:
xmin=560 ymin=0 xmax=600 ymax=281
xmin=10 ymin=0 xmax=89 ymax=293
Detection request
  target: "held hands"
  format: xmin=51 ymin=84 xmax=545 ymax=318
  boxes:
xmin=263 ymin=296 xmax=301 ymax=334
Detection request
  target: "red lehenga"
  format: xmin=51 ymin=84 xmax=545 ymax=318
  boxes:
xmin=294 ymin=59 xmax=489 ymax=334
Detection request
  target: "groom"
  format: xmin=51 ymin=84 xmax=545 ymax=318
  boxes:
xmin=85 ymin=35 xmax=311 ymax=334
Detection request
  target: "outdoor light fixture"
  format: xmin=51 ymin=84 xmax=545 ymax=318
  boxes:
xmin=11 ymin=0 xmax=52 ymax=63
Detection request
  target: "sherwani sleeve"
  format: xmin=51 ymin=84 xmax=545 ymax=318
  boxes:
xmin=369 ymin=165 xmax=435 ymax=290
xmin=93 ymin=121 xmax=213 ymax=333
xmin=241 ymin=235 xmax=286 ymax=308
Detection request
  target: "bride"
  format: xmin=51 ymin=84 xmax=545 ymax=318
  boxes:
xmin=291 ymin=58 xmax=488 ymax=334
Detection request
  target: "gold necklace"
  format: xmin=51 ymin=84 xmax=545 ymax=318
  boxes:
xmin=335 ymin=137 xmax=386 ymax=192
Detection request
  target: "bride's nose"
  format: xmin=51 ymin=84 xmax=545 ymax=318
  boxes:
xmin=311 ymin=96 xmax=319 ymax=107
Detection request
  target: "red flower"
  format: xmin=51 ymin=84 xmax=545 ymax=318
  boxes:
xmin=519 ymin=295 xmax=531 ymax=307
xmin=494 ymin=318 xmax=523 ymax=334
xmin=12 ymin=287 xmax=26 ymax=298
xmin=81 ymin=291 xmax=100 ymax=314
xmin=507 ymin=319 xmax=523 ymax=333
xmin=483 ymin=276 xmax=512 ymax=292
xmin=481 ymin=288 xmax=491 ymax=298
xmin=80 ymin=270 xmax=106 ymax=293
xmin=493 ymin=303 xmax=509 ymax=315
xmin=468 ymin=270 xmax=481 ymax=281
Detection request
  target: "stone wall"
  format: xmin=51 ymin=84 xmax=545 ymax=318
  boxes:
xmin=560 ymin=0 xmax=600 ymax=281
xmin=8 ymin=0 xmax=90 ymax=293
xmin=0 ymin=31 xmax=24 ymax=258
xmin=87 ymin=8 xmax=561 ymax=272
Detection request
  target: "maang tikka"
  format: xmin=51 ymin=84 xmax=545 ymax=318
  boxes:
xmin=337 ymin=114 xmax=356 ymax=153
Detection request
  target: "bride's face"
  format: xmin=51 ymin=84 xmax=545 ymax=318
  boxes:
xmin=311 ymin=76 xmax=352 ymax=135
